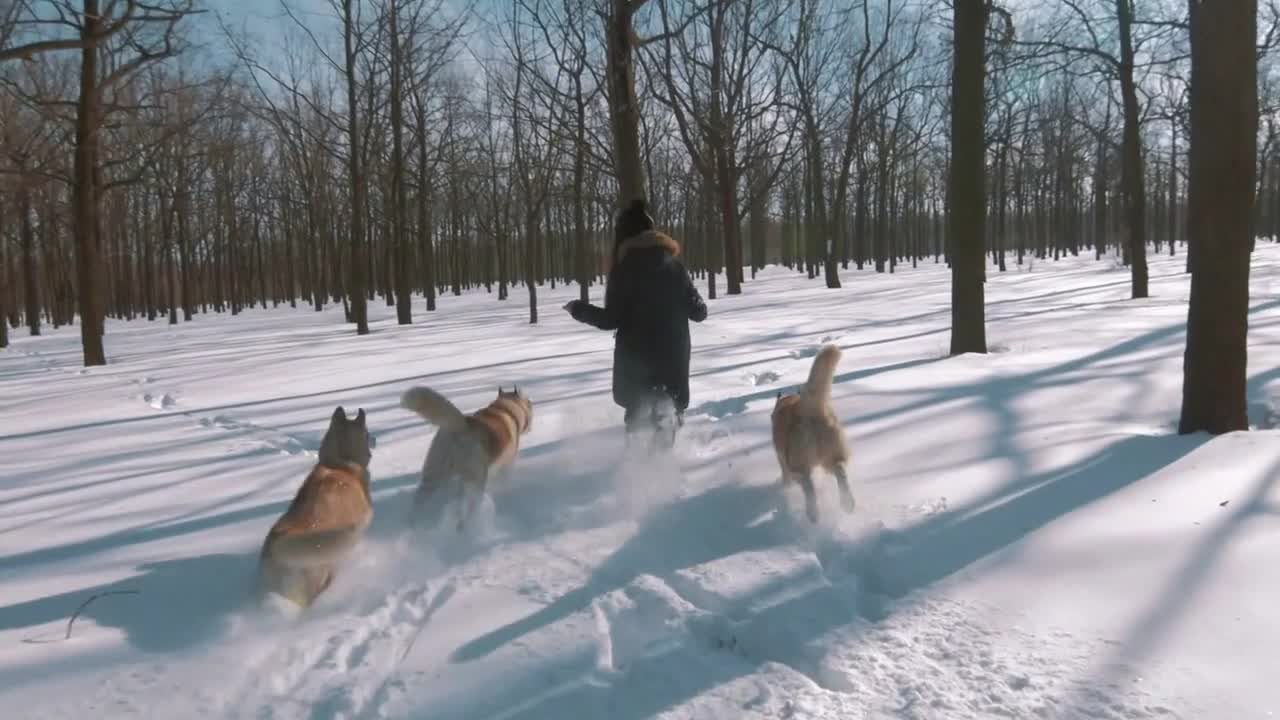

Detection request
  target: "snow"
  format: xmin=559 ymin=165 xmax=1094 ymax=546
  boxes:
xmin=3 ymin=246 xmax=1280 ymax=719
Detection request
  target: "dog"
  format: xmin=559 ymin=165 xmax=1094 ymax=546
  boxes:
xmin=256 ymin=406 xmax=376 ymax=609
xmin=401 ymin=386 xmax=533 ymax=531
xmin=770 ymin=344 xmax=854 ymax=523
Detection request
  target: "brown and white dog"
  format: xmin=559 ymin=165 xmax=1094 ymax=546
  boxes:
xmin=401 ymin=386 xmax=533 ymax=531
xmin=770 ymin=345 xmax=855 ymax=523
xmin=256 ymin=406 xmax=375 ymax=608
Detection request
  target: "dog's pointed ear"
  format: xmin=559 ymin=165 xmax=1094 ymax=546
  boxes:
xmin=333 ymin=406 xmax=346 ymax=421
xmin=356 ymin=408 xmax=366 ymax=424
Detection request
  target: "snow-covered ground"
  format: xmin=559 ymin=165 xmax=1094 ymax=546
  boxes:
xmin=3 ymin=246 xmax=1280 ymax=719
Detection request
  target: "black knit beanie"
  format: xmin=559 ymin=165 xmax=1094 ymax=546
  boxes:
xmin=614 ymin=198 xmax=655 ymax=245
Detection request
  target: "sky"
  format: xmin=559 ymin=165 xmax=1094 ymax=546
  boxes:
xmin=196 ymin=0 xmax=487 ymax=80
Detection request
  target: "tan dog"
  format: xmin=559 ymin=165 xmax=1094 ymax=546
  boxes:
xmin=256 ymin=406 xmax=375 ymax=608
xmin=401 ymin=386 xmax=533 ymax=531
xmin=771 ymin=345 xmax=854 ymax=523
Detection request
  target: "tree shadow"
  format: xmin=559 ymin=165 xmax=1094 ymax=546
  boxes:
xmin=0 ymin=347 xmax=603 ymax=444
xmin=0 ymin=474 xmax=420 ymax=574
xmin=429 ymin=297 xmax=1271 ymax=718
xmin=1 ymin=552 xmax=254 ymax=653
xmin=438 ymin=431 xmax=1204 ymax=720
xmin=690 ymin=356 xmax=948 ymax=421
xmin=448 ymin=481 xmax=785 ymax=664
xmin=863 ymin=433 xmax=1207 ymax=598
xmin=1063 ymin=451 xmax=1280 ymax=714
xmin=3 ymin=469 xmax=429 ymax=654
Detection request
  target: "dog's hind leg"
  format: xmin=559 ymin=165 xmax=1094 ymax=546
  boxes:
xmin=456 ymin=469 xmax=486 ymax=533
xmin=411 ymin=481 xmax=432 ymax=514
xmin=410 ymin=477 xmax=444 ymax=529
xmin=774 ymin=447 xmax=791 ymax=487
xmin=833 ymin=462 xmax=856 ymax=513
xmin=492 ymin=463 xmax=513 ymax=488
xmin=797 ymin=470 xmax=819 ymax=523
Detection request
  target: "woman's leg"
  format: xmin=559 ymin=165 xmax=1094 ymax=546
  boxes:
xmin=622 ymin=388 xmax=679 ymax=451
xmin=648 ymin=388 xmax=680 ymax=451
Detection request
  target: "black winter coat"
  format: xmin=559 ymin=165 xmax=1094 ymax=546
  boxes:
xmin=569 ymin=230 xmax=708 ymax=412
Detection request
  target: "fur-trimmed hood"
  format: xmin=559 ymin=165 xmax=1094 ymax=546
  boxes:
xmin=616 ymin=230 xmax=681 ymax=263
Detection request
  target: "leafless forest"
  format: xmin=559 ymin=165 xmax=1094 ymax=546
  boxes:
xmin=0 ymin=0 xmax=1272 ymax=433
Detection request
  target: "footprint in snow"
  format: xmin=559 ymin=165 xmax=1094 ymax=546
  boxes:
xmin=142 ymin=392 xmax=177 ymax=410
xmin=791 ymin=336 xmax=841 ymax=359
xmin=744 ymin=370 xmax=781 ymax=386
xmin=197 ymin=414 xmax=317 ymax=456
xmin=694 ymin=397 xmax=748 ymax=420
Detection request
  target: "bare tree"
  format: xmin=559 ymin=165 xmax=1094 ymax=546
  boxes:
xmin=1017 ymin=0 xmax=1187 ymax=298
xmin=601 ymin=0 xmax=648 ymax=204
xmin=0 ymin=0 xmax=164 ymax=62
xmin=499 ymin=0 xmax=566 ymax=323
xmin=70 ymin=0 xmax=198 ymax=366
xmin=340 ymin=0 xmax=372 ymax=333
xmin=646 ymin=0 xmax=784 ymax=295
xmin=1178 ymin=0 xmax=1257 ymax=435
xmin=949 ymin=0 xmax=991 ymax=355
xmin=407 ymin=1 xmax=467 ymax=312
xmin=382 ymin=0 xmax=413 ymax=324
xmin=522 ymin=0 xmax=606 ymax=302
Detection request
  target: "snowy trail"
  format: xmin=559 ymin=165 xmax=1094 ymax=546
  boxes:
xmin=5 ymin=248 xmax=1280 ymax=718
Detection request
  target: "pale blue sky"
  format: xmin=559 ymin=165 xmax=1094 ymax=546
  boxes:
xmin=196 ymin=0 xmax=487 ymax=77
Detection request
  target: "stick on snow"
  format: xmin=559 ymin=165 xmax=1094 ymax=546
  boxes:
xmin=66 ymin=590 xmax=140 ymax=640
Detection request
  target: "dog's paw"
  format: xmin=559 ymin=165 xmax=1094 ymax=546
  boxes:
xmin=261 ymin=592 xmax=305 ymax=620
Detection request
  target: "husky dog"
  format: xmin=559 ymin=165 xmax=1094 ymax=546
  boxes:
xmin=401 ymin=386 xmax=533 ymax=531
xmin=256 ymin=406 xmax=376 ymax=608
xmin=770 ymin=345 xmax=854 ymax=523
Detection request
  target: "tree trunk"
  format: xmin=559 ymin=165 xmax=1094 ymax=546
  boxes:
xmin=605 ymin=0 xmax=646 ymax=206
xmin=167 ymin=234 xmax=178 ymax=325
xmin=74 ymin=0 xmax=107 ymax=366
xmin=949 ymin=0 xmax=988 ymax=355
xmin=389 ymin=0 xmax=411 ymax=325
xmin=809 ymin=130 xmax=840 ymax=289
xmin=748 ymin=172 xmax=767 ymax=280
xmin=0 ymin=199 xmax=7 ymax=349
xmin=1116 ymin=0 xmax=1149 ymax=299
xmin=1094 ymin=126 xmax=1108 ymax=259
xmin=1178 ymin=0 xmax=1256 ymax=435
xmin=1169 ymin=122 xmax=1180 ymax=256
xmin=415 ymin=104 xmax=437 ymax=312
xmin=20 ymin=187 xmax=41 ymax=336
xmin=715 ymin=145 xmax=745 ymax=293
xmin=574 ymin=83 xmax=590 ymax=303
xmin=995 ymin=123 xmax=1009 ymax=272
xmin=526 ymin=209 xmax=539 ymax=324
xmin=343 ymin=0 xmax=370 ymax=334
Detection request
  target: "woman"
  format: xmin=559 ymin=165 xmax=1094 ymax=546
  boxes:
xmin=564 ymin=199 xmax=708 ymax=448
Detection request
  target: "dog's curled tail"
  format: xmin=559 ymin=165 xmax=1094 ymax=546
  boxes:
xmin=401 ymin=386 xmax=468 ymax=432
xmin=800 ymin=344 xmax=842 ymax=407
